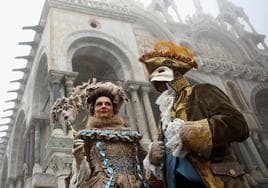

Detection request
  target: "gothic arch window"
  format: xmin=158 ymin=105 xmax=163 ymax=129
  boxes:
xmin=225 ymin=81 xmax=248 ymax=111
xmin=254 ymin=88 xmax=268 ymax=129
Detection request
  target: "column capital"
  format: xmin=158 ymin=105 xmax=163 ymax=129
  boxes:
xmin=29 ymin=114 xmax=49 ymax=127
xmin=127 ymin=84 xmax=140 ymax=92
xmin=124 ymin=80 xmax=150 ymax=92
xmin=49 ymin=70 xmax=65 ymax=84
xmin=64 ymin=71 xmax=79 ymax=82
xmin=141 ymin=84 xmax=152 ymax=93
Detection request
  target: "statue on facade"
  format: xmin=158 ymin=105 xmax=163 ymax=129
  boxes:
xmin=148 ymin=0 xmax=182 ymax=23
xmin=139 ymin=41 xmax=254 ymax=188
xmin=51 ymin=79 xmax=161 ymax=188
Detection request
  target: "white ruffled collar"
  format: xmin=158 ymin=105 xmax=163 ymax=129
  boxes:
xmin=155 ymin=88 xmax=175 ymax=130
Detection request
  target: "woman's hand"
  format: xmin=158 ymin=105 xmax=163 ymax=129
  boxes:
xmin=72 ymin=138 xmax=85 ymax=167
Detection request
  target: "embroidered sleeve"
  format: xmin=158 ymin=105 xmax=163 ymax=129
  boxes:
xmin=180 ymin=119 xmax=212 ymax=159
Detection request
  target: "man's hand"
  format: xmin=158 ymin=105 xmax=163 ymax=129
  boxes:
xmin=149 ymin=141 xmax=165 ymax=166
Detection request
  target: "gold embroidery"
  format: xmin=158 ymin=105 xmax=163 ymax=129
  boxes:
xmin=185 ymin=119 xmax=212 ymax=158
xmin=171 ymin=85 xmax=192 ymax=121
xmin=169 ymin=77 xmax=191 ymax=93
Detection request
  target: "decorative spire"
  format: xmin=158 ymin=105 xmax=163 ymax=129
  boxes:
xmin=192 ymin=0 xmax=203 ymax=14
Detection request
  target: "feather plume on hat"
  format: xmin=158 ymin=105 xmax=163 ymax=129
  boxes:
xmin=139 ymin=41 xmax=198 ymax=75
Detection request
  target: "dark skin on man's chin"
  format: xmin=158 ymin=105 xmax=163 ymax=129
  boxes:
xmin=152 ymin=81 xmax=168 ymax=93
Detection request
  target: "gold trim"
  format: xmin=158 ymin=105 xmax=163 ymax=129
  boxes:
xmin=183 ymin=119 xmax=212 ymax=158
xmin=168 ymin=77 xmax=191 ymax=93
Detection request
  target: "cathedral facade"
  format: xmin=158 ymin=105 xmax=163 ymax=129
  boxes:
xmin=0 ymin=0 xmax=268 ymax=187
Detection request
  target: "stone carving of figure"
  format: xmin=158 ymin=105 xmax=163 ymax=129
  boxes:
xmin=148 ymin=0 xmax=181 ymax=22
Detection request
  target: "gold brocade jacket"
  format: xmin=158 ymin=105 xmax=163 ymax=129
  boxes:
xmin=169 ymin=82 xmax=252 ymax=188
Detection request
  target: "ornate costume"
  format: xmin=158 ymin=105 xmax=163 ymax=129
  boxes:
xmin=140 ymin=41 xmax=252 ymax=188
xmin=68 ymin=116 xmax=147 ymax=188
xmin=51 ymin=79 xmax=149 ymax=188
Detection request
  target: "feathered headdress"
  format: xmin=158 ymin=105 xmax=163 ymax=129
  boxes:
xmin=139 ymin=41 xmax=198 ymax=75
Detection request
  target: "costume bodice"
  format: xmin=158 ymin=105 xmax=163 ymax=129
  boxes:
xmin=78 ymin=129 xmax=145 ymax=188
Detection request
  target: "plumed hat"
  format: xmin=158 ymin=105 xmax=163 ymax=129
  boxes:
xmin=72 ymin=78 xmax=128 ymax=115
xmin=139 ymin=41 xmax=198 ymax=75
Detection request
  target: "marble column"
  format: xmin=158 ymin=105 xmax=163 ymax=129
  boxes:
xmin=49 ymin=70 xmax=64 ymax=103
xmin=33 ymin=120 xmax=42 ymax=174
xmin=49 ymin=70 xmax=64 ymax=130
xmin=127 ymin=83 xmax=151 ymax=145
xmin=8 ymin=178 xmax=15 ymax=188
xmin=141 ymin=85 xmax=158 ymax=141
xmin=15 ymin=177 xmax=23 ymax=188
xmin=237 ymin=142 xmax=257 ymax=173
xmin=126 ymin=102 xmax=138 ymax=131
xmin=246 ymin=136 xmax=268 ymax=176
xmin=29 ymin=127 xmax=35 ymax=176
xmin=26 ymin=137 xmax=30 ymax=176
xmin=64 ymin=72 xmax=79 ymax=97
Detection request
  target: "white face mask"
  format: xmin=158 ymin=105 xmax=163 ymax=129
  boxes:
xmin=150 ymin=66 xmax=174 ymax=82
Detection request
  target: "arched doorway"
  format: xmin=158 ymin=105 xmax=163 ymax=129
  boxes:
xmin=255 ymin=88 xmax=268 ymax=128
xmin=72 ymin=46 xmax=119 ymax=85
xmin=71 ymin=45 xmax=125 ymax=130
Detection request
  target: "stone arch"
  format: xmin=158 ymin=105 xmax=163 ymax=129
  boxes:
xmin=225 ymin=81 xmax=249 ymax=111
xmin=8 ymin=110 xmax=26 ymax=179
xmin=70 ymin=44 xmax=123 ymax=84
xmin=192 ymin=21 xmax=250 ymax=64
xmin=58 ymin=30 xmax=144 ymax=81
xmin=32 ymin=54 xmax=50 ymax=114
xmin=251 ymin=84 xmax=268 ymax=128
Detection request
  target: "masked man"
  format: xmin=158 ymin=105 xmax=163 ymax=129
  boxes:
xmin=140 ymin=41 xmax=251 ymax=188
